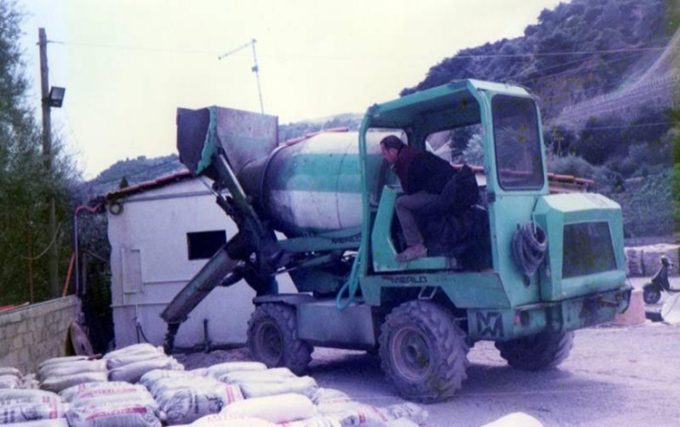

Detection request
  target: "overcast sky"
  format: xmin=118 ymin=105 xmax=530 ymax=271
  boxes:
xmin=19 ymin=0 xmax=563 ymax=178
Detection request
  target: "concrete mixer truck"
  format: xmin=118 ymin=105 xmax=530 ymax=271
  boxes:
xmin=161 ymin=79 xmax=631 ymax=402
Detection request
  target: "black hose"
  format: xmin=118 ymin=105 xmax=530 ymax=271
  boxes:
xmin=512 ymin=222 xmax=548 ymax=280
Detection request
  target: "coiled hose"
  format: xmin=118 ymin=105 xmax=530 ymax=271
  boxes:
xmin=511 ymin=222 xmax=548 ymax=280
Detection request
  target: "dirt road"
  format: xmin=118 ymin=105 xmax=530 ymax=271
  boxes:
xmin=307 ymin=322 xmax=680 ymax=427
xmin=180 ymin=320 xmax=680 ymax=426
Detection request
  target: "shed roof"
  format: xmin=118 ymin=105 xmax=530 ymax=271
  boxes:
xmin=106 ymin=170 xmax=193 ymax=201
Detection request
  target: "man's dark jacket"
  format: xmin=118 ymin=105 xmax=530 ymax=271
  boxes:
xmin=394 ymin=146 xmax=456 ymax=194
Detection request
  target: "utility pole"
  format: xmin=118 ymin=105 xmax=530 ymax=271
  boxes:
xmin=218 ymin=38 xmax=264 ymax=114
xmin=39 ymin=27 xmax=59 ymax=298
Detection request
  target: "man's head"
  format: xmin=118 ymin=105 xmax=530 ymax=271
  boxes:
xmin=380 ymin=135 xmax=405 ymax=164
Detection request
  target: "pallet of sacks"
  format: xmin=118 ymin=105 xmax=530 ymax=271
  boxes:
xmin=625 ymin=243 xmax=679 ymax=277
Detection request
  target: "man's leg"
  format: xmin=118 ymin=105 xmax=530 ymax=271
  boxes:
xmin=395 ymin=191 xmax=439 ymax=261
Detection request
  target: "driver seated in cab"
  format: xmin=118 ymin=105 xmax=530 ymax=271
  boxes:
xmin=379 ymin=135 xmax=456 ymax=262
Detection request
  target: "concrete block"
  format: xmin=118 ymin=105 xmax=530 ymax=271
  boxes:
xmin=16 ymin=320 xmax=29 ymax=335
xmin=0 ymin=310 xmax=25 ymax=327
xmin=612 ymin=289 xmax=646 ymax=326
xmin=0 ymin=341 xmax=10 ymax=358
xmin=0 ymin=351 xmax=19 ymax=369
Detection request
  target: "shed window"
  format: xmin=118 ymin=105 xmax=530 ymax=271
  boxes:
xmin=187 ymin=230 xmax=227 ymax=260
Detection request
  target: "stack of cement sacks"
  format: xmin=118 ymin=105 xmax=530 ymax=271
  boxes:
xmin=0 ymin=345 xmax=428 ymax=426
xmin=105 ymin=343 xmax=184 ymax=383
xmin=625 ymin=243 xmax=679 ymax=277
xmin=167 ymin=362 xmax=428 ymax=427
xmin=38 ymin=356 xmax=107 ymax=393
xmin=61 ymin=381 xmax=163 ymax=427
xmin=139 ymin=369 xmax=244 ymax=425
xmin=0 ymin=389 xmax=69 ymax=425
xmin=0 ymin=368 xmax=22 ymax=390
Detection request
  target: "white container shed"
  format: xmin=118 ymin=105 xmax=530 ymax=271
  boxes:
xmin=106 ymin=171 xmax=295 ymax=350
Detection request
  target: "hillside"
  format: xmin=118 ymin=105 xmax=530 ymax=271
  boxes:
xmin=85 ymin=0 xmax=678 ymax=237
xmin=403 ymin=0 xmax=673 ymax=119
xmin=80 ymin=154 xmax=184 ymax=201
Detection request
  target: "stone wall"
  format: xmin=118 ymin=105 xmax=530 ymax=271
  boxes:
xmin=0 ymin=296 xmax=80 ymax=374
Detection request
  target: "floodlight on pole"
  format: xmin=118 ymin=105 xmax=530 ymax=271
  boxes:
xmin=47 ymin=86 xmax=66 ymax=108
xmin=218 ymin=38 xmax=264 ymax=114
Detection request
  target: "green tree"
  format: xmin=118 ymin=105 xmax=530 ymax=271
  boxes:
xmin=0 ymin=1 xmax=77 ymax=305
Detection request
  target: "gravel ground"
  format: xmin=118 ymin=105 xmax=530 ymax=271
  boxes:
xmin=175 ymin=277 xmax=680 ymax=426
xmin=176 ymin=318 xmax=680 ymax=427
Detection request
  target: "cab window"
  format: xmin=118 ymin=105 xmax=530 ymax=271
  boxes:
xmin=492 ymin=96 xmax=544 ymax=190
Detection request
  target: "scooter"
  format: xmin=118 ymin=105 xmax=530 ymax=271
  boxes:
xmin=643 ymin=256 xmax=679 ymax=304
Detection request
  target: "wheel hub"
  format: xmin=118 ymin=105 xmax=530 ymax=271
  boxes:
xmin=392 ymin=327 xmax=432 ymax=381
xmin=257 ymin=321 xmax=283 ymax=364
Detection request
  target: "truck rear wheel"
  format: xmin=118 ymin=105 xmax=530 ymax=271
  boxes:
xmin=247 ymin=303 xmax=312 ymax=375
xmin=379 ymin=301 xmax=469 ymax=402
xmin=495 ymin=331 xmax=574 ymax=371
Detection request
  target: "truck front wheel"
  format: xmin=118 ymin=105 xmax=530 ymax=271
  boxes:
xmin=495 ymin=331 xmax=574 ymax=371
xmin=379 ymin=301 xmax=470 ymax=402
xmin=247 ymin=303 xmax=312 ymax=375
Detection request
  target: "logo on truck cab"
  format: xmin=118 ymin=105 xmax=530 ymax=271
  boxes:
xmin=477 ymin=311 xmax=504 ymax=338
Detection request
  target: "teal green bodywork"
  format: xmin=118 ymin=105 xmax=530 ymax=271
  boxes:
xmin=178 ymin=79 xmax=631 ymax=344
xmin=353 ymin=79 xmax=630 ymax=340
xmin=533 ymin=193 xmax=626 ymax=301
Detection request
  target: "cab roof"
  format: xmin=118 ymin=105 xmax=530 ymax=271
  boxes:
xmin=364 ymin=79 xmax=532 ymax=130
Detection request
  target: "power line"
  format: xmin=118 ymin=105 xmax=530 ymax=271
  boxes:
xmin=49 ymin=39 xmax=668 ymax=59
xmin=49 ymin=40 xmax=217 ymax=55
xmin=576 ymin=121 xmax=675 ymax=131
xmin=546 ymin=121 xmax=676 ymax=131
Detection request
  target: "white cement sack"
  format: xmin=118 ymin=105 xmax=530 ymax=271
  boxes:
xmin=311 ymin=388 xmax=352 ymax=406
xmin=625 ymin=248 xmax=643 ymax=277
xmin=21 ymin=374 xmax=40 ymax=390
xmin=481 ymin=412 xmax=544 ymax=427
xmin=38 ymin=356 xmax=89 ymax=370
xmin=38 ymin=360 xmax=107 ymax=381
xmin=69 ymin=388 xmax=157 ymax=411
xmin=139 ymin=369 xmax=193 ymax=387
xmin=0 ymin=367 xmax=22 ymax=377
xmin=221 ymin=393 xmax=316 ymax=424
xmin=0 ymin=374 xmax=21 ymax=389
xmin=205 ymin=362 xmax=267 ymax=378
xmin=103 ymin=343 xmax=161 ymax=360
xmin=0 ymin=419 xmax=70 ymax=427
xmin=239 ymin=376 xmax=318 ymax=399
xmin=0 ymin=389 xmax=61 ymax=406
xmin=662 ymin=293 xmax=680 ymax=324
xmin=383 ymin=419 xmax=420 ymax=427
xmin=60 ymin=382 xmax=142 ymax=402
xmin=190 ymin=413 xmax=276 ymax=426
xmin=278 ymin=416 xmax=343 ymax=427
xmin=40 ymin=372 xmax=108 ymax=393
xmin=106 ymin=351 xmax=168 ymax=371
xmin=155 ymin=383 xmax=244 ymax=425
xmin=219 ymin=368 xmax=295 ymax=384
xmin=0 ymin=401 xmax=68 ymax=424
xmin=108 ymin=357 xmax=183 ymax=383
xmin=65 ymin=401 xmax=161 ymax=427
xmin=333 ymin=403 xmax=428 ymax=426
xmin=190 ymin=368 xmax=209 ymax=377
xmin=147 ymin=376 xmax=224 ymax=396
